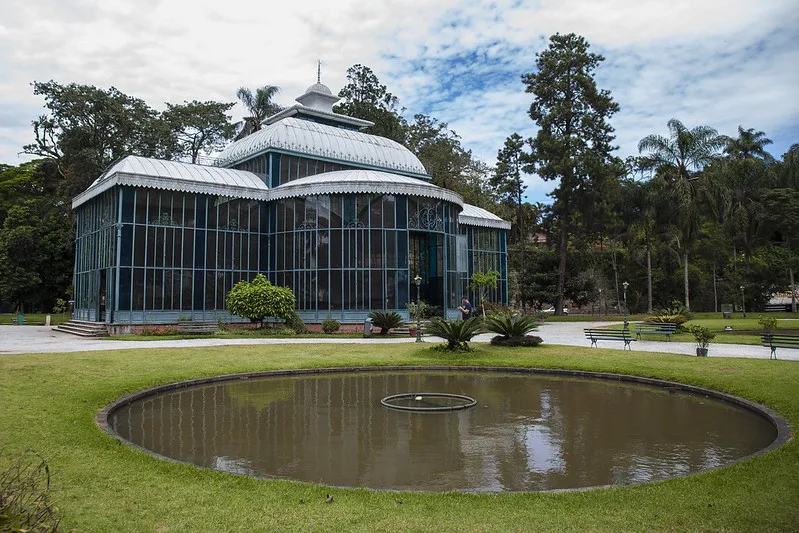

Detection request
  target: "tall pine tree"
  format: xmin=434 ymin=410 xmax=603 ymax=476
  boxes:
xmin=523 ymin=33 xmax=621 ymax=315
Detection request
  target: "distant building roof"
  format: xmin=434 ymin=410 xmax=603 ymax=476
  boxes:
xmin=458 ymin=203 xmax=511 ymax=230
xmin=72 ymin=155 xmax=267 ymax=208
xmin=266 ymin=169 xmax=463 ymax=206
xmin=216 ymin=117 xmax=429 ymax=177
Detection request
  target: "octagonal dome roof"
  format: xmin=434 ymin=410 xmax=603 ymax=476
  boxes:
xmin=216 ymin=117 xmax=429 ymax=178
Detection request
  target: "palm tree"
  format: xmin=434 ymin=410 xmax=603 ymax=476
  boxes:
xmin=234 ymin=85 xmax=282 ymax=140
xmin=638 ymin=119 xmax=727 ymax=310
xmin=725 ymin=126 xmax=773 ymax=161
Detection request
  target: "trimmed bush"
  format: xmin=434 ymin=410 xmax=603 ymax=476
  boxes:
xmin=225 ymin=274 xmax=296 ymax=327
xmin=321 ymin=318 xmax=341 ymax=334
xmin=368 ymin=311 xmax=403 ymax=335
xmin=490 ymin=335 xmax=543 ymax=347
xmin=425 ymin=317 xmax=483 ymax=351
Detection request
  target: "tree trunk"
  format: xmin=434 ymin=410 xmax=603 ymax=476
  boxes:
xmin=790 ymin=265 xmax=797 ymax=314
xmin=646 ymin=230 xmax=653 ymax=314
xmin=712 ymin=265 xmax=718 ymax=313
xmin=683 ymin=250 xmax=690 ymax=310
xmin=555 ymin=220 xmax=568 ymax=316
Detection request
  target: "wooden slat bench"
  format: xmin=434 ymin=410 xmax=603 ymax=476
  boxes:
xmin=584 ymin=329 xmax=636 ymax=350
xmin=177 ymin=322 xmax=219 ymax=335
xmin=632 ymin=322 xmax=677 ymax=341
xmin=761 ymin=334 xmax=799 ymax=360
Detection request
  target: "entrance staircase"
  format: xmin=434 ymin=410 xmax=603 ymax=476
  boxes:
xmin=54 ymin=320 xmax=109 ymax=337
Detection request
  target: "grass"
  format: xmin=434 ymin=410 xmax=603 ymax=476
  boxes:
xmin=0 ymin=312 xmax=71 ymax=326
xmin=599 ymin=315 xmax=799 ymax=346
xmin=1 ymin=342 xmax=798 ymax=532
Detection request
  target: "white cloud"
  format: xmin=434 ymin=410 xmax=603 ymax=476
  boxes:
xmin=0 ymin=0 xmax=796 ymax=203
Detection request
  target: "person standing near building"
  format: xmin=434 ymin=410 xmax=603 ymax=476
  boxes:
xmin=458 ymin=296 xmax=473 ymax=320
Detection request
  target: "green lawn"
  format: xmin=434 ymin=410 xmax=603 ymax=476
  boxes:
xmin=0 ymin=312 xmax=71 ymax=326
xmin=598 ymin=315 xmax=799 ymax=345
xmin=1 ymin=344 xmax=798 ymax=532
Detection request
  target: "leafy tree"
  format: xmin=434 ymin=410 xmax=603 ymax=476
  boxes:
xmin=225 ymin=274 xmax=296 ymax=326
xmin=235 ymin=85 xmax=282 ymax=140
xmin=0 ymin=160 xmax=73 ymax=313
xmin=163 ymin=100 xmax=236 ymax=163
xmin=638 ymin=118 xmax=727 ymax=309
xmin=491 ymin=133 xmax=529 ymax=305
xmin=334 ymin=64 xmax=407 ymax=143
xmin=468 ymin=270 xmax=500 ymax=317
xmin=23 ymin=80 xmax=174 ymax=197
xmin=522 ymin=33 xmax=622 ymax=315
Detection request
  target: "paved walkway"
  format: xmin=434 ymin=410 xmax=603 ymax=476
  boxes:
xmin=1 ymin=322 xmax=795 ymax=360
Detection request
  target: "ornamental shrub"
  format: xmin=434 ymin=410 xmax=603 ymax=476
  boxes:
xmin=284 ymin=310 xmax=307 ymax=334
xmin=0 ymin=451 xmax=62 ymax=532
xmin=484 ymin=313 xmax=539 ymax=339
xmin=368 ymin=310 xmax=403 ymax=335
xmin=322 ymin=318 xmax=341 ymax=334
xmin=425 ymin=317 xmax=483 ymax=351
xmin=225 ymin=274 xmax=296 ymax=327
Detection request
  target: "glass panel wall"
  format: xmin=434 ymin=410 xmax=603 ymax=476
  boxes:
xmin=462 ymin=225 xmax=509 ymax=307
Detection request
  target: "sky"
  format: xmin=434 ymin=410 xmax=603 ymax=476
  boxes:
xmin=1 ymin=0 xmax=797 ymax=204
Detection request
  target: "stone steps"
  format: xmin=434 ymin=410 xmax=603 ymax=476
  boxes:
xmin=54 ymin=320 xmax=109 ymax=337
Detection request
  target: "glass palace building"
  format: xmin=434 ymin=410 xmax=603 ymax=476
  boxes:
xmin=71 ymin=82 xmax=510 ymax=326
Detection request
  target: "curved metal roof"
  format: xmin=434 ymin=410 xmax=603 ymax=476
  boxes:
xmin=266 ymin=169 xmax=463 ymax=206
xmin=72 ymin=155 xmax=267 ymax=208
xmin=216 ymin=117 xmax=428 ymax=177
xmin=459 ymin=203 xmax=511 ymax=230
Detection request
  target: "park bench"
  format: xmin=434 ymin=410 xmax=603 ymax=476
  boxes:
xmin=584 ymin=328 xmax=636 ymax=350
xmin=632 ymin=322 xmax=677 ymax=341
xmin=761 ymin=333 xmax=799 ymax=360
xmin=177 ymin=322 xmax=219 ymax=335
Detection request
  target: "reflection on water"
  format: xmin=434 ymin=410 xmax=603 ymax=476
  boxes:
xmin=109 ymin=371 xmax=776 ymax=491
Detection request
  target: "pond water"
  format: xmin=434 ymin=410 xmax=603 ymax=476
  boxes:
xmin=108 ymin=370 xmax=776 ymax=492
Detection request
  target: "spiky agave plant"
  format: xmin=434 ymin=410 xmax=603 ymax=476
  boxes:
xmin=367 ymin=311 xmax=403 ymax=335
xmin=425 ymin=317 xmax=483 ymax=351
xmin=485 ymin=313 xmax=542 ymax=347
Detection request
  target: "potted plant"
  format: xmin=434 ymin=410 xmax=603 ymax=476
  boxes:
xmin=686 ymin=324 xmax=715 ymax=356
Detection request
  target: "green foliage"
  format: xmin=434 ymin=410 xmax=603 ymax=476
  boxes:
xmin=758 ymin=314 xmax=777 ymax=333
xmin=490 ymin=335 xmax=544 ymax=347
xmin=484 ymin=314 xmax=539 ymax=338
xmin=523 ymin=33 xmax=623 ymax=311
xmin=469 ymin=270 xmax=500 ymax=316
xmin=162 ymin=100 xmax=236 ymax=163
xmin=235 ymin=85 xmax=282 ymax=139
xmin=648 ymin=314 xmax=688 ymax=326
xmin=51 ymin=298 xmax=67 ymax=314
xmin=0 ymin=451 xmax=62 ymax=532
xmin=406 ymin=301 xmax=427 ymax=322
xmin=0 ymin=161 xmax=73 ymax=313
xmin=367 ymin=310 xmax=403 ymax=335
xmin=225 ymin=274 xmax=296 ymax=326
xmin=334 ymin=64 xmax=407 ymax=143
xmin=686 ymin=324 xmax=716 ymax=348
xmin=283 ymin=310 xmax=306 ymax=334
xmin=321 ymin=318 xmax=341 ymax=334
xmin=24 ymin=80 xmax=176 ymax=197
xmin=425 ymin=317 xmax=483 ymax=351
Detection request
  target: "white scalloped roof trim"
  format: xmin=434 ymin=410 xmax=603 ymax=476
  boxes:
xmin=73 ymin=156 xmax=267 ymax=208
xmin=458 ymin=203 xmax=512 ymax=229
xmin=267 ymin=169 xmax=463 ymax=206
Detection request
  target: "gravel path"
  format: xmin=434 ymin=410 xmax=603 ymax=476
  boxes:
xmin=1 ymin=322 xmax=795 ymax=360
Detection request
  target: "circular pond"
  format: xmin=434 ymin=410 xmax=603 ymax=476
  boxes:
xmin=102 ymin=367 xmax=782 ymax=492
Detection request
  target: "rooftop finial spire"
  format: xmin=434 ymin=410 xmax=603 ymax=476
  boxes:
xmin=317 ymin=60 xmax=321 ymax=83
